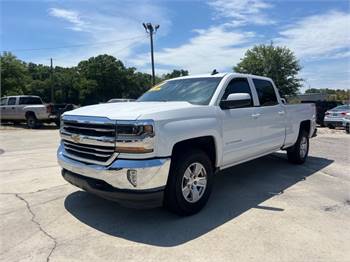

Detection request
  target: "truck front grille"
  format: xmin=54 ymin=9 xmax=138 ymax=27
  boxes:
xmin=60 ymin=116 xmax=117 ymax=165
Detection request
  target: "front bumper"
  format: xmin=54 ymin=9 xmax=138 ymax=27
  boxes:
xmin=62 ymin=169 xmax=164 ymax=208
xmin=57 ymin=144 xmax=171 ymax=207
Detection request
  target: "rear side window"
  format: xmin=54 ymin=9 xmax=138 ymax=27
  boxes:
xmin=8 ymin=97 xmax=16 ymax=105
xmin=221 ymin=78 xmax=253 ymax=106
xmin=19 ymin=97 xmax=42 ymax=105
xmin=253 ymin=79 xmax=278 ymax=106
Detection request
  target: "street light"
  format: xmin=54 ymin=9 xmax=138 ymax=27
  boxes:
xmin=143 ymin=23 xmax=159 ymax=85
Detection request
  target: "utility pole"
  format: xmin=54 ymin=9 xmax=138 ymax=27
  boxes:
xmin=50 ymin=58 xmax=54 ymax=103
xmin=143 ymin=23 xmax=159 ymax=86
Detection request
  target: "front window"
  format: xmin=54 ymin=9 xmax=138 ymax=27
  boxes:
xmin=138 ymin=77 xmax=222 ymax=105
xmin=8 ymin=97 xmax=16 ymax=105
xmin=0 ymin=98 xmax=7 ymax=106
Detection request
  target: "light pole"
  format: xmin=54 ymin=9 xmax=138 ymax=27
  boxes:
xmin=143 ymin=23 xmax=159 ymax=86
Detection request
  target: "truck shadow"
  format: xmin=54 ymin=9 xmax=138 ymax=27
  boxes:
xmin=64 ymin=152 xmax=333 ymax=247
xmin=0 ymin=122 xmax=59 ymax=130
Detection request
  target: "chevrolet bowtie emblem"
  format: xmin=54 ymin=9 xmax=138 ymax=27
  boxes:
xmin=71 ymin=134 xmax=82 ymax=143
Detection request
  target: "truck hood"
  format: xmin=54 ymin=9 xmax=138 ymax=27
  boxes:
xmin=63 ymin=101 xmax=197 ymax=120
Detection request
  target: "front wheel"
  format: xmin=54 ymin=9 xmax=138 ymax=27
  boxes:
xmin=287 ymin=130 xmax=309 ymax=164
xmin=164 ymin=149 xmax=214 ymax=216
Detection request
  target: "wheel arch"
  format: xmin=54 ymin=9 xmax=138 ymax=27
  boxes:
xmin=171 ymin=136 xmax=218 ymax=169
xmin=25 ymin=111 xmax=37 ymax=119
xmin=299 ymin=120 xmax=311 ymax=137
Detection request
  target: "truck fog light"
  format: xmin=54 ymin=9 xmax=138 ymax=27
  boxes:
xmin=127 ymin=169 xmax=137 ymax=187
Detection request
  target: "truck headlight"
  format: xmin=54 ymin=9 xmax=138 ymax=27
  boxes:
xmin=115 ymin=120 xmax=155 ymax=154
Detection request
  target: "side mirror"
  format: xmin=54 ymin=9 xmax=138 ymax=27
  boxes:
xmin=280 ymin=98 xmax=287 ymax=104
xmin=220 ymin=93 xmax=252 ymax=110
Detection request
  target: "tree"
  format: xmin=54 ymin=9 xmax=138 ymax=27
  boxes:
xmin=162 ymin=69 xmax=189 ymax=80
xmin=1 ymin=52 xmax=30 ymax=95
xmin=234 ymin=44 xmax=302 ymax=96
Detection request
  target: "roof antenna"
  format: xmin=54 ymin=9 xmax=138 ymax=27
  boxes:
xmin=211 ymin=69 xmax=218 ymax=75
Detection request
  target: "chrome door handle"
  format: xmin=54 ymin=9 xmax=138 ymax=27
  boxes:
xmin=278 ymin=111 xmax=285 ymax=115
xmin=252 ymin=113 xmax=261 ymax=118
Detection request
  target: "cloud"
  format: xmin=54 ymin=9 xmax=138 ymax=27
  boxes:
xmin=48 ymin=8 xmax=86 ymax=31
xmin=276 ymin=11 xmax=350 ymax=59
xmin=300 ymin=58 xmax=350 ymax=91
xmin=45 ymin=3 xmax=170 ymax=67
xmin=132 ymin=26 xmax=255 ymax=74
xmin=208 ymin=0 xmax=274 ymax=27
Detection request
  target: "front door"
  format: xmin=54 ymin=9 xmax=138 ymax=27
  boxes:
xmin=220 ymin=77 xmax=262 ymax=166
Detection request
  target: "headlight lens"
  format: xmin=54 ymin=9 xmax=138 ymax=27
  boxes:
xmin=115 ymin=120 xmax=155 ymax=154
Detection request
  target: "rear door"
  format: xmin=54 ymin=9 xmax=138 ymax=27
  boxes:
xmin=219 ymin=77 xmax=262 ymax=166
xmin=252 ymin=79 xmax=286 ymax=152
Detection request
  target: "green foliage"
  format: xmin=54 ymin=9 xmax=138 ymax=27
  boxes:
xmin=1 ymin=52 xmax=30 ymax=95
xmin=234 ymin=43 xmax=302 ymax=96
xmin=0 ymin=53 xmax=155 ymax=105
xmin=1 ymin=52 xmax=191 ymax=105
xmin=162 ymin=69 xmax=189 ymax=80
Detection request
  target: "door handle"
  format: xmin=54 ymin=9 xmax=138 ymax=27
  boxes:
xmin=252 ymin=113 xmax=261 ymax=118
xmin=278 ymin=111 xmax=285 ymax=115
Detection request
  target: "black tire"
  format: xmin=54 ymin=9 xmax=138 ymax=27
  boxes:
xmin=26 ymin=114 xmax=38 ymax=129
xmin=54 ymin=119 xmax=61 ymax=128
xmin=328 ymin=124 xmax=335 ymax=129
xmin=287 ymin=130 xmax=309 ymax=164
xmin=346 ymin=124 xmax=350 ymax=134
xmin=164 ymin=149 xmax=214 ymax=216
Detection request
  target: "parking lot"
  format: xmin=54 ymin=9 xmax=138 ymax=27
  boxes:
xmin=0 ymin=126 xmax=349 ymax=262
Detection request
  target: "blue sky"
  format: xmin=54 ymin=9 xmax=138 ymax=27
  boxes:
xmin=1 ymin=0 xmax=349 ymax=92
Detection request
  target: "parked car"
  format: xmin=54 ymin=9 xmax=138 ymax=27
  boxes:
xmin=107 ymin=98 xmax=135 ymax=103
xmin=57 ymin=73 xmax=316 ymax=215
xmin=343 ymin=112 xmax=350 ymax=134
xmin=323 ymin=104 xmax=350 ymax=129
xmin=301 ymin=100 xmax=342 ymax=126
xmin=0 ymin=95 xmax=75 ymax=128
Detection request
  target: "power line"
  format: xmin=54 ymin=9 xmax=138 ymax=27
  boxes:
xmin=2 ymin=35 xmax=146 ymax=52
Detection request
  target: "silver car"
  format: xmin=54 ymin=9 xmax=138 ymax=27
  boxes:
xmin=324 ymin=104 xmax=350 ymax=129
xmin=343 ymin=112 xmax=350 ymax=133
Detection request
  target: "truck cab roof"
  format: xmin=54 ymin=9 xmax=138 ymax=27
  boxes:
xmin=168 ymin=72 xmax=273 ymax=82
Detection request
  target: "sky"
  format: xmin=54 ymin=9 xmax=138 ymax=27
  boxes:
xmin=1 ymin=0 xmax=349 ymax=92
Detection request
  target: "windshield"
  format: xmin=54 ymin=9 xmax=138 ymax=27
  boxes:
xmin=137 ymin=77 xmax=222 ymax=105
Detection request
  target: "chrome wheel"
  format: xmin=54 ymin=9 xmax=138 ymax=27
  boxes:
xmin=181 ymin=162 xmax=207 ymax=203
xmin=299 ymin=136 xmax=308 ymax=158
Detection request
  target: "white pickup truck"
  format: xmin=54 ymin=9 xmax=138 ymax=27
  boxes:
xmin=57 ymin=73 xmax=316 ymax=215
xmin=0 ymin=95 xmax=70 ymax=128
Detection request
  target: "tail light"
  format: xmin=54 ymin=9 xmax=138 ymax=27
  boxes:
xmin=46 ymin=104 xmax=53 ymax=114
xmin=341 ymin=112 xmax=347 ymax=116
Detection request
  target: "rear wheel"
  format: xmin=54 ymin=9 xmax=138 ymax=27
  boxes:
xmin=346 ymin=124 xmax=350 ymax=134
xmin=328 ymin=124 xmax=335 ymax=129
xmin=164 ymin=149 xmax=213 ymax=216
xmin=26 ymin=114 xmax=38 ymax=129
xmin=287 ymin=130 xmax=309 ymax=164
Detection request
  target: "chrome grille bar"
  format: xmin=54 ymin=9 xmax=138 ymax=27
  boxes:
xmin=63 ymin=140 xmax=114 ymax=153
xmin=60 ymin=115 xmax=117 ymax=165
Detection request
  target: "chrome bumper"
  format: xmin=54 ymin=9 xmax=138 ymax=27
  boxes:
xmin=57 ymin=144 xmax=171 ymax=190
